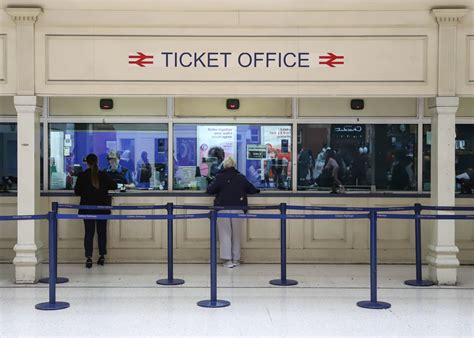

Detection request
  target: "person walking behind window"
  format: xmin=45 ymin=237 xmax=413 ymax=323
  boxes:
xmin=74 ymin=154 xmax=117 ymax=268
xmin=207 ymin=156 xmax=260 ymax=268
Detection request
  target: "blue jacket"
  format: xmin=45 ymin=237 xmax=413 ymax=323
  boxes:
xmin=206 ymin=167 xmax=259 ymax=207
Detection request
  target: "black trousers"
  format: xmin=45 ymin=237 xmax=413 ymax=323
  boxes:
xmin=83 ymin=219 xmax=107 ymax=258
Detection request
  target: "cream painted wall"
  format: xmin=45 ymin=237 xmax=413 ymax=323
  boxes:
xmin=49 ymin=97 xmax=167 ymax=116
xmin=0 ymin=96 xmax=15 ymax=115
xmin=298 ymin=98 xmax=418 ymax=117
xmin=174 ymin=98 xmax=291 ymax=117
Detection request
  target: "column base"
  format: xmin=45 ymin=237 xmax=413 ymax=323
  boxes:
xmin=426 ymin=244 xmax=459 ymax=285
xmin=13 ymin=243 xmax=42 ymax=283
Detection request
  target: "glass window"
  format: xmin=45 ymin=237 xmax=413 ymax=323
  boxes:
xmin=423 ymin=124 xmax=474 ymax=193
xmin=0 ymin=123 xmax=44 ymax=191
xmin=297 ymin=124 xmax=417 ymax=192
xmin=49 ymin=123 xmax=168 ymax=190
xmin=173 ymin=124 xmax=292 ymax=191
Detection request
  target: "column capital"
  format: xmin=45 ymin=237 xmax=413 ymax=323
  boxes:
xmin=5 ymin=7 xmax=42 ymax=24
xmin=431 ymin=8 xmax=469 ymax=25
xmin=13 ymin=96 xmax=43 ymax=108
xmin=427 ymin=96 xmax=459 ymax=110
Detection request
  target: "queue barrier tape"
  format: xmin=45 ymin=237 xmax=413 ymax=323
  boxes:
xmin=217 ymin=213 xmax=369 ymax=220
xmin=421 ymin=205 xmax=474 ymax=212
xmin=56 ymin=213 xmax=210 ymax=220
xmin=0 ymin=214 xmax=49 ymax=221
xmin=173 ymin=205 xmax=281 ymax=211
xmin=378 ymin=213 xmax=474 ymax=220
xmin=57 ymin=204 xmax=167 ymax=210
xmin=286 ymin=205 xmax=415 ymax=212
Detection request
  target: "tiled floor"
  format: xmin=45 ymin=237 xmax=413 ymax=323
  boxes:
xmin=0 ymin=264 xmax=473 ymax=337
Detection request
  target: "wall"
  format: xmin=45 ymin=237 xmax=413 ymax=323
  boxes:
xmin=0 ymin=194 xmax=472 ymax=264
xmin=49 ymin=97 xmax=167 ymax=116
xmin=298 ymin=98 xmax=418 ymax=117
xmin=0 ymin=96 xmax=15 ymax=116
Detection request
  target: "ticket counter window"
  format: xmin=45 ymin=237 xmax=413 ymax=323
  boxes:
xmin=0 ymin=123 xmax=44 ymax=191
xmin=423 ymin=124 xmax=474 ymax=193
xmin=297 ymin=124 xmax=417 ymax=192
xmin=49 ymin=123 xmax=168 ymax=190
xmin=173 ymin=124 xmax=292 ymax=191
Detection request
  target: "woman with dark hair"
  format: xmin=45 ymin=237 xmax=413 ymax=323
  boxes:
xmin=74 ymin=154 xmax=117 ymax=268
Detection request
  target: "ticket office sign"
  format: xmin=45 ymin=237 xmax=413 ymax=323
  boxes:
xmin=46 ymin=35 xmax=428 ymax=83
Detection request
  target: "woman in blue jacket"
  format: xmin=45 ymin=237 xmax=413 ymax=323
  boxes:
xmin=206 ymin=156 xmax=260 ymax=268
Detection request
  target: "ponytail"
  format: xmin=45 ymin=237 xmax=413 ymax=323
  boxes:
xmin=86 ymin=154 xmax=100 ymax=189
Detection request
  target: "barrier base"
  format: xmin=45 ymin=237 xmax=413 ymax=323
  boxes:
xmin=404 ymin=279 xmax=435 ymax=287
xmin=35 ymin=301 xmax=70 ymax=311
xmin=156 ymin=278 xmax=185 ymax=286
xmin=38 ymin=277 xmax=69 ymax=284
xmin=197 ymin=300 xmax=230 ymax=308
xmin=356 ymin=301 xmax=391 ymax=310
xmin=269 ymin=279 xmax=298 ymax=286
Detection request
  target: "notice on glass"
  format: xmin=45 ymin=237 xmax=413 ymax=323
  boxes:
xmin=197 ymin=126 xmax=236 ymax=176
xmin=247 ymin=145 xmax=267 ymax=160
xmin=50 ymin=172 xmax=67 ymax=190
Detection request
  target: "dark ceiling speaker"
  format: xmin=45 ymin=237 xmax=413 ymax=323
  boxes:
xmin=226 ymin=98 xmax=240 ymax=110
xmin=351 ymin=99 xmax=364 ymax=110
xmin=100 ymin=98 xmax=113 ymax=110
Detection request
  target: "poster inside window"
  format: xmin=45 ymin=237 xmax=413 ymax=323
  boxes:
xmin=297 ymin=124 xmax=417 ymax=192
xmin=173 ymin=124 xmax=292 ymax=191
xmin=49 ymin=123 xmax=168 ymax=190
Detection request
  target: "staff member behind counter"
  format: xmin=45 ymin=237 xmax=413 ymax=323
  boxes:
xmin=106 ymin=150 xmax=135 ymax=190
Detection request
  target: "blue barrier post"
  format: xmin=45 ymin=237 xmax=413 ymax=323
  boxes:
xmin=157 ymin=203 xmax=185 ymax=286
xmin=405 ymin=203 xmax=434 ymax=287
xmin=357 ymin=211 xmax=391 ymax=310
xmin=39 ymin=202 xmax=69 ymax=284
xmin=270 ymin=203 xmax=298 ymax=286
xmin=35 ymin=210 xmax=70 ymax=310
xmin=197 ymin=210 xmax=230 ymax=308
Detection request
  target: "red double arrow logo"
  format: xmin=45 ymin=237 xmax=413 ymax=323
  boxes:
xmin=319 ymin=52 xmax=344 ymax=68
xmin=129 ymin=52 xmax=154 ymax=67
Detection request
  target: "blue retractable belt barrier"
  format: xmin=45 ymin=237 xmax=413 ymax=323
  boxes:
xmin=0 ymin=214 xmax=48 ymax=221
xmin=286 ymin=205 xmax=415 ymax=212
xmin=35 ymin=204 xmax=70 ymax=311
xmin=270 ymin=203 xmax=298 ymax=286
xmin=197 ymin=210 xmax=230 ymax=308
xmin=173 ymin=204 xmax=281 ymax=211
xmin=56 ymin=213 xmax=209 ymax=220
xmin=217 ymin=213 xmax=368 ymax=220
xmin=357 ymin=210 xmax=391 ymax=310
xmin=404 ymin=204 xmax=434 ymax=287
xmin=421 ymin=205 xmax=474 ymax=211
xmin=28 ymin=201 xmax=474 ymax=311
xmin=39 ymin=202 xmax=70 ymax=285
xmin=157 ymin=203 xmax=185 ymax=286
xmin=58 ymin=204 xmax=167 ymax=210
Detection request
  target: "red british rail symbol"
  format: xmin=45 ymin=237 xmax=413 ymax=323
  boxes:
xmin=129 ymin=52 xmax=154 ymax=67
xmin=319 ymin=52 xmax=344 ymax=68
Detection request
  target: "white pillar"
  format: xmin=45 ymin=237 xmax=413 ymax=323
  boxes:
xmin=426 ymin=9 xmax=468 ymax=285
xmin=427 ymin=97 xmax=459 ymax=285
xmin=13 ymin=96 xmax=43 ymax=283
xmin=6 ymin=7 xmax=44 ymax=283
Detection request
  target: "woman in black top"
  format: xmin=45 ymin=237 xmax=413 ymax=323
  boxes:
xmin=74 ymin=154 xmax=117 ymax=268
xmin=206 ymin=156 xmax=259 ymax=268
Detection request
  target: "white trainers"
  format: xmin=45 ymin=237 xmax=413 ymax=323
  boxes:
xmin=223 ymin=260 xmax=235 ymax=268
xmin=232 ymin=260 xmax=240 ymax=267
